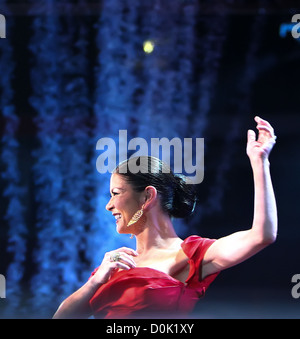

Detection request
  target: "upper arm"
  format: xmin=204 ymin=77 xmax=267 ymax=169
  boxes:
xmin=53 ymin=280 xmax=95 ymax=319
xmin=201 ymin=229 xmax=271 ymax=279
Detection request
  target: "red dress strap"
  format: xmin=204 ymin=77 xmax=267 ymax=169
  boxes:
xmin=181 ymin=235 xmax=219 ymax=294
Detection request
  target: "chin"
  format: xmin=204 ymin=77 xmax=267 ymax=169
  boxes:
xmin=116 ymin=222 xmax=130 ymax=235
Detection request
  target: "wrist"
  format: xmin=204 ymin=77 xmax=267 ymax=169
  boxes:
xmin=88 ymin=276 xmax=104 ymax=290
xmin=250 ymin=156 xmax=270 ymax=169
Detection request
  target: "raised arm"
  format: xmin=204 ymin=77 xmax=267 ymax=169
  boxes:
xmin=201 ymin=116 xmax=277 ymax=279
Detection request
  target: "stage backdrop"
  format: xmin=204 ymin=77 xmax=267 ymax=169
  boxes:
xmin=0 ymin=0 xmax=299 ymax=318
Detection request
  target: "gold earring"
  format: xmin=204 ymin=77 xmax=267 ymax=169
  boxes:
xmin=127 ymin=204 xmax=145 ymax=227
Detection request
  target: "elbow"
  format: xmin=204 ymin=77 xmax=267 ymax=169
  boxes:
xmin=259 ymin=232 xmax=277 ymax=247
xmin=263 ymin=235 xmax=276 ymax=246
xmin=252 ymin=219 xmax=278 ymax=247
xmin=252 ymin=228 xmax=277 ymax=247
xmin=263 ymin=221 xmax=278 ymax=245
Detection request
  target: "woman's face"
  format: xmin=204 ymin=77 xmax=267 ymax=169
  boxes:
xmin=106 ymin=173 xmax=144 ymax=234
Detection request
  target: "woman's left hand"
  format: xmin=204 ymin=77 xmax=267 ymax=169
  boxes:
xmin=247 ymin=116 xmax=277 ymax=163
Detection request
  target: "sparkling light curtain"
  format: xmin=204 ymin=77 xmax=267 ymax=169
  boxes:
xmin=0 ymin=4 xmax=27 ymax=313
xmin=93 ymin=0 xmax=203 ymax=240
xmin=28 ymin=0 xmax=96 ymax=314
xmin=0 ymin=0 xmax=257 ymax=318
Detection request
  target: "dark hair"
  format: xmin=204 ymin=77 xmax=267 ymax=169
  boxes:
xmin=114 ymin=156 xmax=197 ymax=218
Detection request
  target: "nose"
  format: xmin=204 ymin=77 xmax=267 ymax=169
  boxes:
xmin=106 ymin=197 xmax=114 ymax=211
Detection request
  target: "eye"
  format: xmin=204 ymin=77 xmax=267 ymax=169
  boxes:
xmin=112 ymin=191 xmax=119 ymax=196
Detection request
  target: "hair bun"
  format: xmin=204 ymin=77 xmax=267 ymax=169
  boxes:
xmin=169 ymin=174 xmax=197 ymax=218
xmin=115 ymin=156 xmax=197 ymax=219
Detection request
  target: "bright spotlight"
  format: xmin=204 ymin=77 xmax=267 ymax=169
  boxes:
xmin=143 ymin=40 xmax=155 ymax=54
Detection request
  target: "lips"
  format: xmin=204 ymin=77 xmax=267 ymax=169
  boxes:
xmin=113 ymin=213 xmax=122 ymax=222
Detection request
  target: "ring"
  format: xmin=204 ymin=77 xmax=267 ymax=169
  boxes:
xmin=110 ymin=252 xmax=121 ymax=262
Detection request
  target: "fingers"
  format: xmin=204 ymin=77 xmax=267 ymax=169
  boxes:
xmin=254 ymin=116 xmax=270 ymax=126
xmin=247 ymin=116 xmax=276 ymax=163
xmin=117 ymin=252 xmax=137 ymax=269
xmin=254 ymin=116 xmax=276 ymax=138
xmin=106 ymin=247 xmax=138 ymax=270
xmin=92 ymin=247 xmax=139 ymax=285
xmin=247 ymin=129 xmax=256 ymax=142
xmin=110 ymin=260 xmax=135 ymax=272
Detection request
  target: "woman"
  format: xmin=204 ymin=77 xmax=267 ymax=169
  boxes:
xmin=53 ymin=116 xmax=277 ymax=319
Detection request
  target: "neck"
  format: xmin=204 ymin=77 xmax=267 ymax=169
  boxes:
xmin=134 ymin=212 xmax=178 ymax=255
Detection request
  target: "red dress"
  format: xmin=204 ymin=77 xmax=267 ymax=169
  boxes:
xmin=89 ymin=235 xmax=219 ymax=318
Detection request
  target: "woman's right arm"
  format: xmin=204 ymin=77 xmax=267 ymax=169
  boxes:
xmin=53 ymin=247 xmax=138 ymax=319
xmin=52 ymin=277 xmax=101 ymax=319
